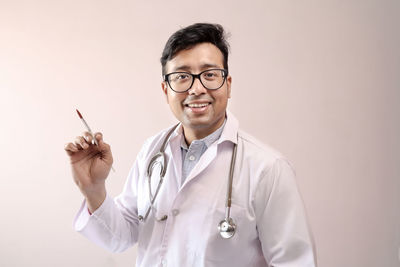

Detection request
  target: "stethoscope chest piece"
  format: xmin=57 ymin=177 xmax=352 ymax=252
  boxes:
xmin=218 ymin=218 xmax=236 ymax=239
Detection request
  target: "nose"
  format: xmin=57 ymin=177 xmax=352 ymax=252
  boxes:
xmin=188 ymin=77 xmax=207 ymax=95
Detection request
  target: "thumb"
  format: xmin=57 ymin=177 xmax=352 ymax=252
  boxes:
xmin=94 ymin=132 xmax=113 ymax=165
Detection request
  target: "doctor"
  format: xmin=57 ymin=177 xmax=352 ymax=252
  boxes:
xmin=65 ymin=23 xmax=317 ymax=266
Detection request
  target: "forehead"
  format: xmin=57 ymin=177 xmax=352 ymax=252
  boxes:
xmin=165 ymin=42 xmax=224 ymax=73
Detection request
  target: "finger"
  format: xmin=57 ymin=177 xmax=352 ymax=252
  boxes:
xmin=64 ymin=142 xmax=78 ymax=152
xmin=92 ymin=132 xmax=108 ymax=151
xmin=99 ymin=142 xmax=113 ymax=166
xmin=74 ymin=136 xmax=89 ymax=149
xmin=64 ymin=142 xmax=79 ymax=155
xmin=82 ymin=131 xmax=94 ymax=144
xmin=93 ymin=132 xmax=109 ymax=152
xmin=96 ymin=133 xmax=108 ymax=150
xmin=94 ymin=133 xmax=113 ymax=165
xmin=94 ymin=132 xmax=103 ymax=143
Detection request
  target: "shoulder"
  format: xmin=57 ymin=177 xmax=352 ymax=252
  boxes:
xmin=238 ymin=130 xmax=284 ymax=162
xmin=237 ymin=130 xmax=299 ymax=205
xmin=237 ymin=129 xmax=295 ymax=176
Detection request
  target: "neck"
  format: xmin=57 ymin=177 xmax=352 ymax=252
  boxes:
xmin=183 ymin=116 xmax=225 ymax=146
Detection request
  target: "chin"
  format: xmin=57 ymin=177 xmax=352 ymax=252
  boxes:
xmin=183 ymin=116 xmax=214 ymax=129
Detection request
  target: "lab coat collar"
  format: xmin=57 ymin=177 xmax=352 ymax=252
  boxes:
xmin=218 ymin=110 xmax=239 ymax=145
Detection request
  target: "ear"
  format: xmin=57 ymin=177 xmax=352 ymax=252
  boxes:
xmin=161 ymin=81 xmax=169 ymax=103
xmin=226 ymin=75 xmax=232 ymax=98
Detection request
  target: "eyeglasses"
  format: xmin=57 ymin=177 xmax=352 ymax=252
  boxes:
xmin=164 ymin=68 xmax=228 ymax=93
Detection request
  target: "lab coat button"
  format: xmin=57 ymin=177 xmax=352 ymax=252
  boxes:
xmin=161 ymin=259 xmax=167 ymax=266
xmin=172 ymin=209 xmax=179 ymax=216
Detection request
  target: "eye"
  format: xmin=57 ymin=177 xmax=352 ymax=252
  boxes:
xmin=202 ymin=70 xmax=220 ymax=80
xmin=174 ymin=73 xmax=190 ymax=81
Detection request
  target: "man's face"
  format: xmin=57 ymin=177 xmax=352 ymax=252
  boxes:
xmin=162 ymin=42 xmax=232 ymax=136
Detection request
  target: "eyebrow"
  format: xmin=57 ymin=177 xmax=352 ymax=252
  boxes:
xmin=172 ymin=63 xmax=221 ymax=72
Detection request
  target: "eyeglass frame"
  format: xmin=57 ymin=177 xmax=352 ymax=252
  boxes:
xmin=163 ymin=68 xmax=229 ymax=93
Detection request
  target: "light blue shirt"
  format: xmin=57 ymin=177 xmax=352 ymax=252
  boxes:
xmin=180 ymin=120 xmax=226 ymax=184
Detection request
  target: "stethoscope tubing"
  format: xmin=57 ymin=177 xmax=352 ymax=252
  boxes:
xmin=139 ymin=124 xmax=179 ymax=222
xmin=139 ymin=123 xmax=238 ymax=238
xmin=225 ymin=140 xmax=237 ymax=220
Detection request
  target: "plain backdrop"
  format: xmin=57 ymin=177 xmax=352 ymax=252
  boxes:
xmin=0 ymin=0 xmax=399 ymax=266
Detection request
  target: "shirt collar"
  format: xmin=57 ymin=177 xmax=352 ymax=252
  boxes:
xmin=180 ymin=119 xmax=226 ymax=150
xmin=170 ymin=110 xmax=239 ymax=146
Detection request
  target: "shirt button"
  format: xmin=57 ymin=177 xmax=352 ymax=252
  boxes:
xmin=161 ymin=259 xmax=167 ymax=266
xmin=172 ymin=209 xmax=179 ymax=216
xmin=189 ymin=155 xmax=196 ymax=161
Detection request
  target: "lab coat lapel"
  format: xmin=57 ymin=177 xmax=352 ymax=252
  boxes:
xmin=181 ymin=111 xmax=239 ymax=185
xmin=166 ymin=132 xmax=183 ymax=187
xmin=183 ymin=142 xmax=218 ymax=185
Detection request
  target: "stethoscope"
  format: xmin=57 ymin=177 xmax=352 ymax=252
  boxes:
xmin=138 ymin=124 xmax=238 ymax=239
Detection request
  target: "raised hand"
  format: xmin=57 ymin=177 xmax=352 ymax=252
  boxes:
xmin=64 ymin=132 xmax=113 ymax=212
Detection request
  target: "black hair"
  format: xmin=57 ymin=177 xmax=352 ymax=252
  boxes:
xmin=160 ymin=23 xmax=230 ymax=75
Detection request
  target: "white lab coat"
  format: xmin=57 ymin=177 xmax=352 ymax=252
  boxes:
xmin=74 ymin=112 xmax=317 ymax=267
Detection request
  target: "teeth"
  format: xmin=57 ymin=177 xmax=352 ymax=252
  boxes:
xmin=188 ymin=103 xmax=209 ymax=108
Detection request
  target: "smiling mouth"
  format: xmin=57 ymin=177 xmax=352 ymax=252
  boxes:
xmin=185 ymin=102 xmax=211 ymax=108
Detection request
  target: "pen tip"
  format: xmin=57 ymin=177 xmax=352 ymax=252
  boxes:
xmin=76 ymin=109 xmax=83 ymax=119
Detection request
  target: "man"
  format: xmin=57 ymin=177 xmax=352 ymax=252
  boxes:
xmin=65 ymin=23 xmax=317 ymax=267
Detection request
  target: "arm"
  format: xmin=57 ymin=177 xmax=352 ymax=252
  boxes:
xmin=73 ymin=161 xmax=141 ymax=252
xmin=65 ymin=132 xmax=140 ymax=252
xmin=255 ymin=158 xmax=317 ymax=266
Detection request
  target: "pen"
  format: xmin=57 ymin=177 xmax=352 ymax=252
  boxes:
xmin=76 ymin=109 xmax=115 ymax=172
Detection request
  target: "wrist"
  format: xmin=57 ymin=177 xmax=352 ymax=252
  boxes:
xmin=80 ymin=184 xmax=106 ymax=213
xmin=85 ymin=190 xmax=106 ymax=214
xmin=80 ymin=182 xmax=106 ymax=198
